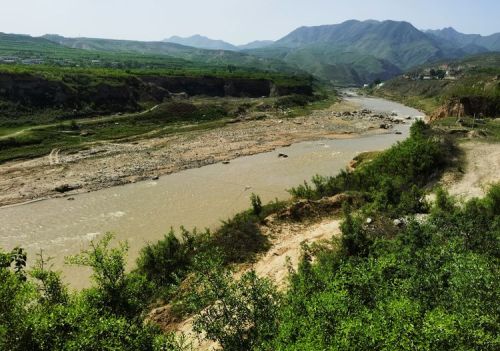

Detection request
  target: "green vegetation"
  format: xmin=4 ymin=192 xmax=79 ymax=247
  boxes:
xmin=1 ymin=119 xmax=498 ymax=350
xmin=374 ymin=53 xmax=500 ymax=116
xmin=265 ymin=184 xmax=499 ymax=350
xmin=289 ymin=121 xmax=452 ymax=216
xmin=0 ymin=32 xmax=301 ymax=76
xmin=0 ymin=234 xmax=185 ymax=351
xmin=433 ymin=116 xmax=500 ymax=142
xmin=189 ymin=255 xmax=280 ymax=351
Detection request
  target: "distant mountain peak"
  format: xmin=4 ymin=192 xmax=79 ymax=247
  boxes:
xmin=237 ymin=40 xmax=274 ymax=50
xmin=163 ymin=34 xmax=237 ymax=51
xmin=426 ymin=27 xmax=500 ymax=52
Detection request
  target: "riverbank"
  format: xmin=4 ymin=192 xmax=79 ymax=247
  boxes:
xmin=0 ymin=95 xmax=423 ymax=290
xmin=0 ymin=98 xmax=405 ymax=207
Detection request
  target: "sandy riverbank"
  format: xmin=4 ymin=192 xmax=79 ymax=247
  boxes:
xmin=0 ymin=100 xmax=404 ymax=207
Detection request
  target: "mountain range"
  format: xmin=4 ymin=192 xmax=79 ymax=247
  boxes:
xmin=163 ymin=34 xmax=274 ymax=51
xmin=3 ymin=20 xmax=500 ymax=86
xmin=247 ymin=20 xmax=500 ymax=85
xmin=426 ymin=27 xmax=500 ymax=52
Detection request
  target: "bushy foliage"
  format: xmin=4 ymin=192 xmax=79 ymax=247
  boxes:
xmin=67 ymin=232 xmax=154 ymax=318
xmin=263 ymin=185 xmax=500 ymax=350
xmin=188 ymin=253 xmax=280 ymax=351
xmin=289 ymin=120 xmax=446 ymax=216
xmin=0 ymin=235 xmax=164 ymax=351
xmin=250 ymin=193 xmax=263 ymax=216
xmin=137 ymin=227 xmax=209 ymax=290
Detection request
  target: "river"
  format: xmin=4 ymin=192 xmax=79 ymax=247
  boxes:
xmin=0 ymin=96 xmax=424 ymax=288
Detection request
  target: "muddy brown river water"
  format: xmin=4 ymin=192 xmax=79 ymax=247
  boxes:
xmin=0 ymin=96 xmax=424 ymax=288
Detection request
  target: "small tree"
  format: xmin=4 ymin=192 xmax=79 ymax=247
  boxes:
xmin=66 ymin=233 xmax=144 ymax=317
xmin=10 ymin=247 xmax=27 ymax=281
xmin=190 ymin=252 xmax=279 ymax=350
xmin=340 ymin=203 xmax=370 ymax=257
xmin=30 ymin=250 xmax=68 ymax=305
xmin=250 ymin=193 xmax=263 ymax=216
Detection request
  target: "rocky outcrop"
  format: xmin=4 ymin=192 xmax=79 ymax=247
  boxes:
xmin=277 ymin=193 xmax=359 ymax=221
xmin=0 ymin=72 xmax=73 ymax=108
xmin=460 ymin=96 xmax=500 ymax=117
xmin=0 ymin=72 xmax=313 ymax=117
xmin=431 ymin=96 xmax=500 ymax=121
xmin=430 ymin=100 xmax=465 ymax=121
xmin=141 ymin=76 xmax=300 ymax=98
xmin=270 ymin=83 xmax=313 ymax=97
xmin=0 ymin=72 xmax=143 ymax=112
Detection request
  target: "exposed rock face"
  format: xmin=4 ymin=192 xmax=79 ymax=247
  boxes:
xmin=141 ymin=76 xmax=313 ymax=98
xmin=0 ymin=72 xmax=142 ymax=112
xmin=431 ymin=96 xmax=500 ymax=121
xmin=270 ymin=83 xmax=313 ymax=97
xmin=0 ymin=72 xmax=73 ymax=108
xmin=430 ymin=99 xmax=465 ymax=121
xmin=0 ymin=73 xmax=313 ymax=116
xmin=460 ymin=96 xmax=500 ymax=117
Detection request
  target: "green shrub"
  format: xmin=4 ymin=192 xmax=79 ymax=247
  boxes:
xmin=289 ymin=120 xmax=449 ymax=216
xmin=264 ymin=186 xmax=500 ymax=350
xmin=250 ymin=193 xmax=263 ymax=216
xmin=189 ymin=253 xmax=279 ymax=351
xmin=136 ymin=227 xmax=208 ymax=289
xmin=0 ymin=239 xmax=162 ymax=351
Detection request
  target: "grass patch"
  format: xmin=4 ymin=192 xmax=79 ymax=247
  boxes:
xmin=433 ymin=116 xmax=500 ymax=142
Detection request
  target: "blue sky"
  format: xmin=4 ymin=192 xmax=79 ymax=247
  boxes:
xmin=1 ymin=0 xmax=498 ymax=44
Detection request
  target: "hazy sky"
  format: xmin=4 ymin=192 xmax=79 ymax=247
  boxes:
xmin=1 ymin=0 xmax=498 ymax=44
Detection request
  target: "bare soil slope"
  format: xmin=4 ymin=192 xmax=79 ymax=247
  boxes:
xmin=445 ymin=142 xmax=500 ymax=199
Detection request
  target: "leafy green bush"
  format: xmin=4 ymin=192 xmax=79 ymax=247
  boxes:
xmin=250 ymin=193 xmax=263 ymax=216
xmin=0 ymin=238 xmax=164 ymax=351
xmin=289 ymin=120 xmax=449 ymax=216
xmin=137 ymin=228 xmax=209 ymax=289
xmin=212 ymin=212 xmax=269 ymax=264
xmin=263 ymin=185 xmax=500 ymax=351
xmin=66 ymin=232 xmax=153 ymax=319
xmin=188 ymin=253 xmax=279 ymax=351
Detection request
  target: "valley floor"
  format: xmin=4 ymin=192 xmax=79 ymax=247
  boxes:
xmin=0 ymin=100 xmax=391 ymax=207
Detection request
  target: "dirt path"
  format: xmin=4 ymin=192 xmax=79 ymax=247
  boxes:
xmin=445 ymin=142 xmax=500 ymax=199
xmin=0 ymin=105 xmax=161 ymax=141
xmin=0 ymin=100 xmax=401 ymax=207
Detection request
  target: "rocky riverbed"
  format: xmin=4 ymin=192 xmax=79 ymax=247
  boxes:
xmin=0 ymin=100 xmax=407 ymax=207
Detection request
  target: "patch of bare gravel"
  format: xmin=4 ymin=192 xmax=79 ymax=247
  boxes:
xmin=0 ymin=100 xmax=390 ymax=207
xmin=446 ymin=142 xmax=500 ymax=199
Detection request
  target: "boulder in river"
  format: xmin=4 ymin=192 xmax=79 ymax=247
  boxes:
xmin=54 ymin=184 xmax=80 ymax=193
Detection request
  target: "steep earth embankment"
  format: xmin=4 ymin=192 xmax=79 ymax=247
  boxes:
xmin=443 ymin=142 xmax=500 ymax=199
xmin=0 ymin=72 xmax=313 ymax=118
